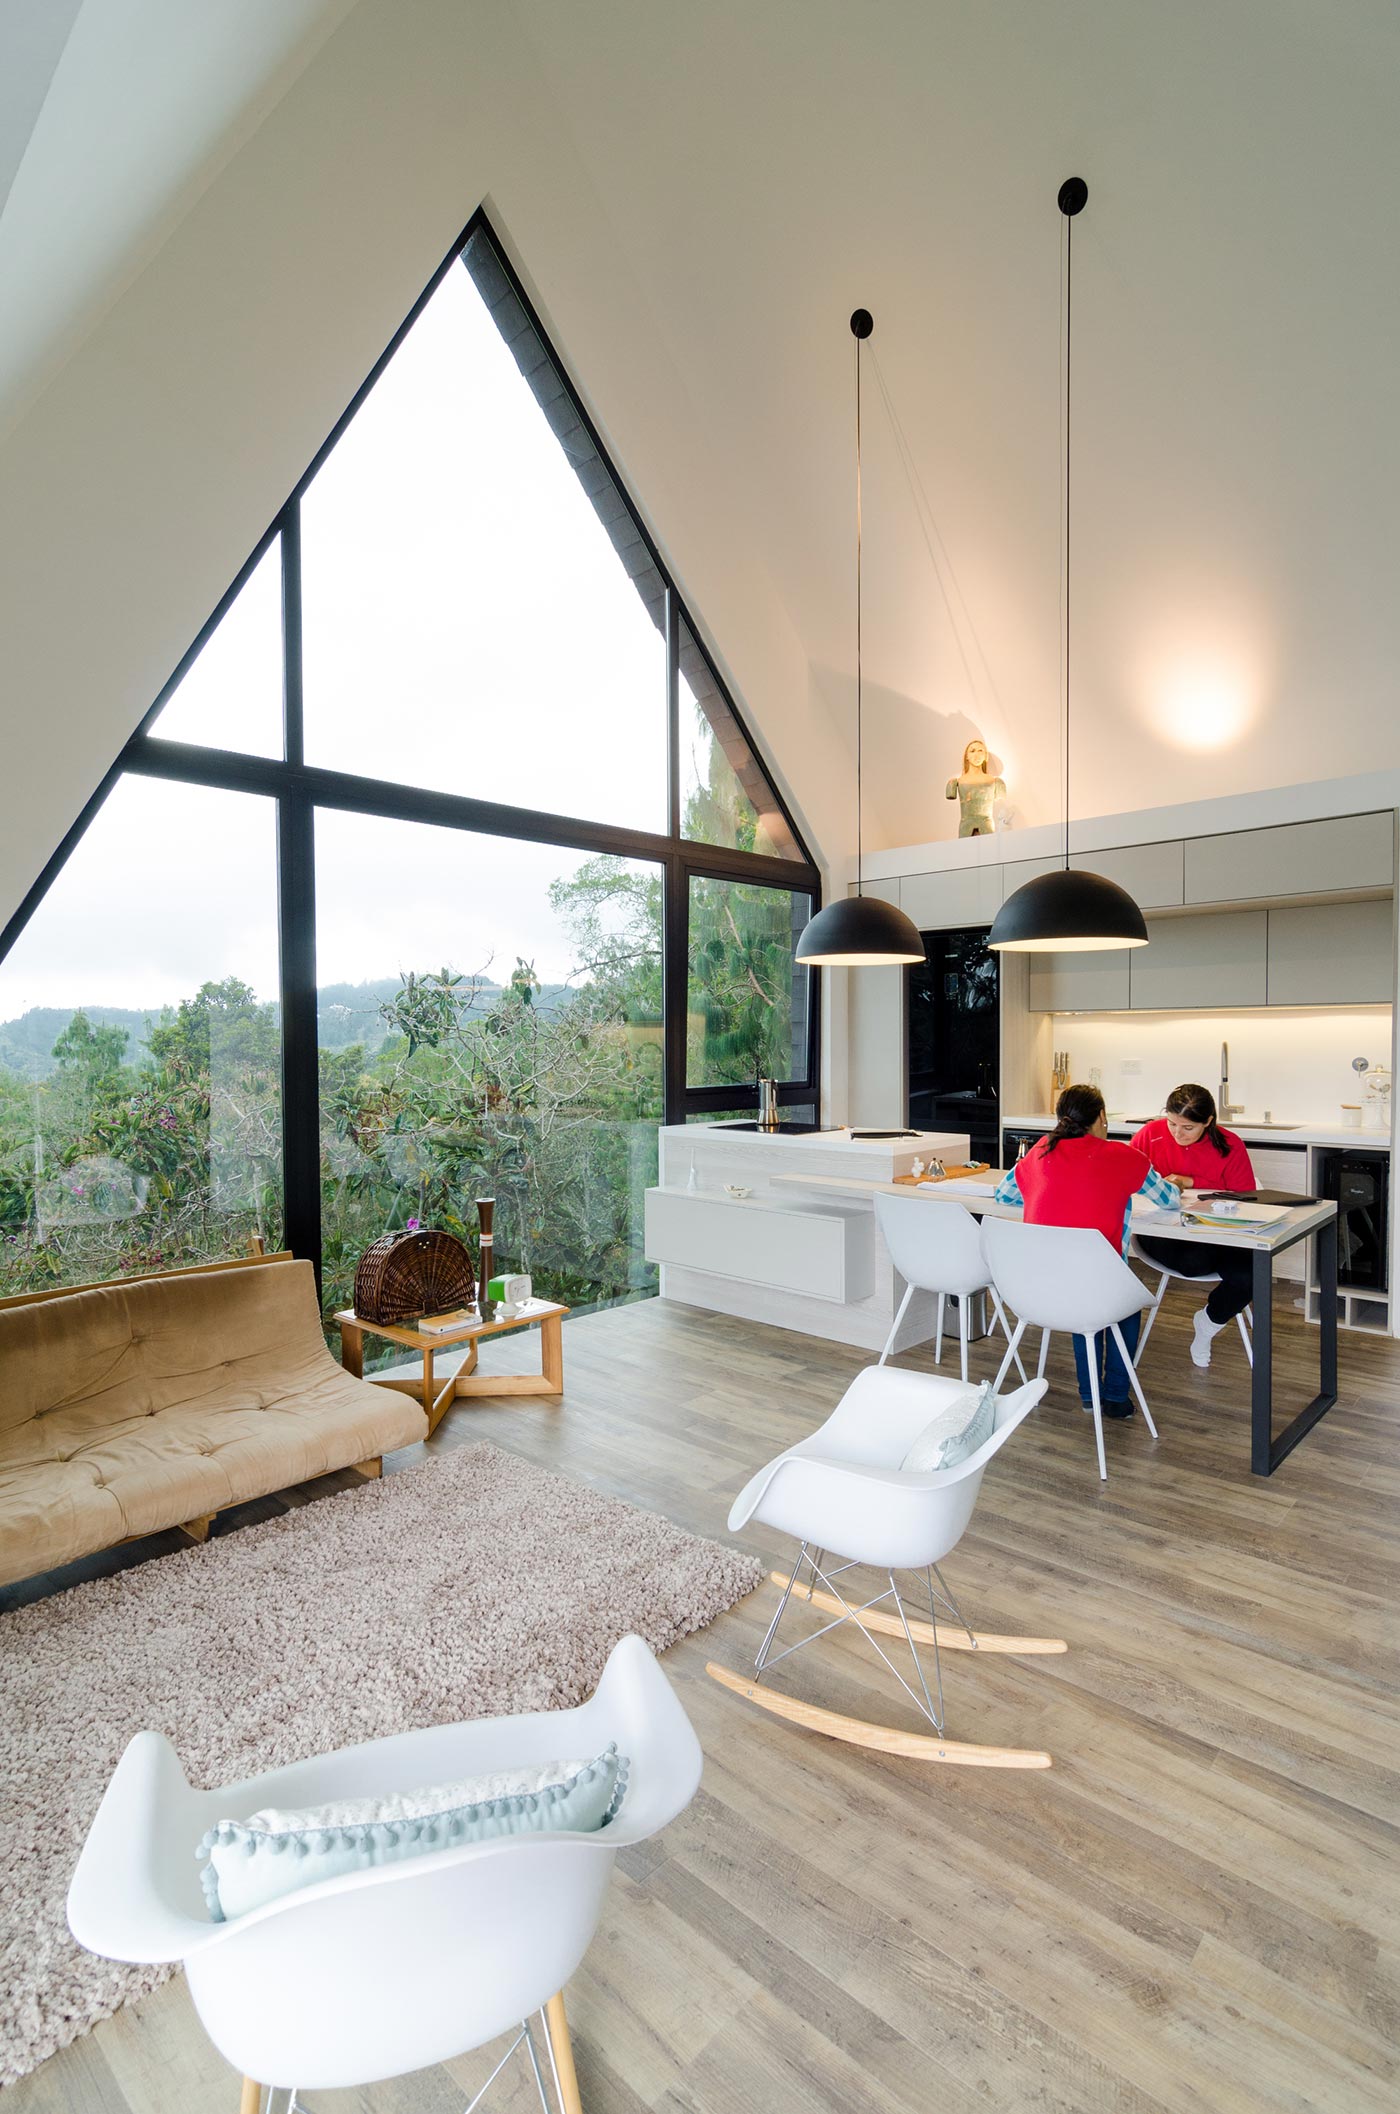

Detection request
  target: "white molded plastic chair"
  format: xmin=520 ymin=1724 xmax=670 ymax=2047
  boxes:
xmin=875 ymin=1192 xmax=1028 ymax=1383
xmin=67 ymin=1635 xmax=700 ymax=2113
xmin=981 ymin=1217 xmax=1156 ymax=1482
xmin=707 ymin=1363 xmax=1063 ymax=1769
xmin=1129 ymin=1234 xmax=1253 ymax=1369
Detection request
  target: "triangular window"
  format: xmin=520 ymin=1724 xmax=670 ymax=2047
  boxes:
xmin=299 ymin=236 xmax=668 ymax=829
xmin=147 ymin=539 xmax=283 ymax=757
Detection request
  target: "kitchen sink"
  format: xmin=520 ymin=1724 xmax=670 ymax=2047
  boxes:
xmin=1121 ymin=1117 xmax=1300 ymax=1131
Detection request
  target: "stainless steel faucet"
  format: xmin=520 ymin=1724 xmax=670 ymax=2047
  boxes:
xmin=1219 ymin=1041 xmax=1245 ymax=1121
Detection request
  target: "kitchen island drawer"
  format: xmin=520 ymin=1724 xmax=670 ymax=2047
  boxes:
xmin=644 ymin=1187 xmax=874 ymax=1303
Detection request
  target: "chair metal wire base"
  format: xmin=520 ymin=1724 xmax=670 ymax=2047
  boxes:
xmin=262 ymin=2010 xmax=563 ymax=2114
xmin=755 ymin=1542 xmax=980 ymax=1737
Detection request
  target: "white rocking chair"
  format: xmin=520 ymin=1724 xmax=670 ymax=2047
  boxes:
xmin=707 ymin=1365 xmax=1064 ymax=1769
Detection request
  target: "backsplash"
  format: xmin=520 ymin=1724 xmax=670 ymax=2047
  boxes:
xmin=1048 ymin=1007 xmax=1393 ymax=1127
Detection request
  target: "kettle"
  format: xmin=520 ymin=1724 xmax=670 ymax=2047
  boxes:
xmin=757 ymin=1077 xmax=780 ymax=1130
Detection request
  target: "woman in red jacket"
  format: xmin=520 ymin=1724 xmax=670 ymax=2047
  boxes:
xmin=1130 ymin=1084 xmax=1256 ymax=1369
xmin=996 ymin=1084 xmax=1177 ymax=1415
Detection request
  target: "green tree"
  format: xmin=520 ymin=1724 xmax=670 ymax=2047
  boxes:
xmin=51 ymin=1009 xmax=130 ymax=1081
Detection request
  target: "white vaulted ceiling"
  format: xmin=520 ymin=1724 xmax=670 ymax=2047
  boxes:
xmin=1 ymin=0 xmax=1398 ymax=928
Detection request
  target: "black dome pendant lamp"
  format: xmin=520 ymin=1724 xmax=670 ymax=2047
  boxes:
xmin=796 ymin=309 xmax=925 ymax=968
xmin=988 ymin=180 xmax=1149 ymax=954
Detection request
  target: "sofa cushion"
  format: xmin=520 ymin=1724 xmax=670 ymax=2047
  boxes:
xmin=0 ymin=1261 xmax=426 ymax=1584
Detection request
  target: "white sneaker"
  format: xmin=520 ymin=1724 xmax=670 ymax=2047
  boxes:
xmin=1191 ymin=1309 xmax=1224 ymax=1368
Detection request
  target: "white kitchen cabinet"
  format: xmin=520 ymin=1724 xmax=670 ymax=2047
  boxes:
xmin=1079 ymin=840 xmax=1185 ymax=909
xmin=644 ymin=1187 xmax=873 ymax=1303
xmin=1028 ymin=950 xmax=1131 ymax=1012
xmin=1128 ymin=912 xmax=1267 ymax=1010
xmin=1185 ymin=812 xmax=1394 ymax=906
xmin=1266 ymin=899 xmax=1395 ymax=1006
xmin=846 ymin=879 xmax=902 ymax=910
xmin=1001 ymin=856 xmax=1062 ymax=899
xmin=900 ymin=864 xmax=1004 ymax=931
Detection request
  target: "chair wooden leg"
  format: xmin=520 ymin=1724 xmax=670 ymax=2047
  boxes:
xmin=239 ymin=2080 xmax=262 ymax=2114
xmin=351 ymin=1456 xmax=382 ymax=1479
xmin=543 ymin=1990 xmax=583 ymax=2114
xmin=179 ymin=1515 xmax=215 ymax=1543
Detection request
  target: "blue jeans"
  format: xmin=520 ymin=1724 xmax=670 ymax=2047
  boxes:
xmin=1072 ymin=1310 xmax=1141 ymax=1404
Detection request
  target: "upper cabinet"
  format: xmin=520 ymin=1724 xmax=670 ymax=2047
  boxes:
xmin=1128 ymin=911 xmax=1267 ymax=1010
xmin=1028 ymin=900 xmax=1394 ymax=1010
xmin=1185 ymin=813 xmax=1394 ymax=906
xmin=1266 ymin=899 xmax=1395 ymax=1006
xmin=1028 ymin=950 xmax=1131 ymax=1012
xmin=901 ymin=865 xmax=1004 ymax=931
xmin=1080 ymin=841 xmax=1185 ymax=909
xmin=1001 ymin=843 xmax=1184 ymax=914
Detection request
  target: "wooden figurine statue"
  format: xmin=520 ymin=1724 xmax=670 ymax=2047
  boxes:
xmin=945 ymin=738 xmax=1006 ymax=837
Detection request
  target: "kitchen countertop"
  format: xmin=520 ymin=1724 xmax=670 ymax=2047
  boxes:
xmin=1002 ymin=1113 xmax=1391 ymax=1150
xmin=661 ymin=1122 xmax=975 ymax=1175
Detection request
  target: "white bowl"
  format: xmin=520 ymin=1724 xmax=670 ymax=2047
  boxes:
xmin=723 ymin=1183 xmax=753 ymax=1201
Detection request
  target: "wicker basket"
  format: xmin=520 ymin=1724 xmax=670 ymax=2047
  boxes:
xmin=353 ymin=1228 xmax=476 ymax=1325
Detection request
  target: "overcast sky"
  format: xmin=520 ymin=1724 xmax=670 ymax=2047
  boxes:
xmin=0 ymin=260 xmax=691 ymax=1020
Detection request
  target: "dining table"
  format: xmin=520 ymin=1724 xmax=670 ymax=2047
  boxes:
xmin=773 ymin=1168 xmax=1339 ymax=1477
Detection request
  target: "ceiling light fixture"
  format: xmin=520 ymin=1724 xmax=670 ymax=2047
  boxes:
xmin=988 ymin=180 xmax=1149 ymax=954
xmin=795 ymin=309 xmax=925 ymax=968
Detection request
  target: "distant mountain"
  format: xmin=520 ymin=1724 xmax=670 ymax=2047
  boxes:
xmin=0 ymin=974 xmax=581 ymax=1078
xmin=0 ymin=1007 xmax=155 ymax=1080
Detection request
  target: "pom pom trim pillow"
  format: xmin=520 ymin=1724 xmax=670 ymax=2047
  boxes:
xmin=198 ymin=1745 xmax=628 ymax=1922
xmin=900 ymin=1380 xmax=997 ymax=1473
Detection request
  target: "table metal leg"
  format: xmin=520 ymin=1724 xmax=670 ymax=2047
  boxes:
xmin=1249 ymin=1249 xmax=1274 ymax=1476
xmin=1251 ymin=1220 xmax=1340 ymax=1476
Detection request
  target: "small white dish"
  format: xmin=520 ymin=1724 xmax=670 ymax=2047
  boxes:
xmin=723 ymin=1183 xmax=753 ymax=1201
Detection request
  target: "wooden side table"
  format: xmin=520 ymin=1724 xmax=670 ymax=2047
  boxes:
xmin=334 ymin=1299 xmax=568 ymax=1439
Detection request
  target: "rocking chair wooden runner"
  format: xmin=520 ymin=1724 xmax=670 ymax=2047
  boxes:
xmin=707 ymin=1366 xmax=1066 ymax=1768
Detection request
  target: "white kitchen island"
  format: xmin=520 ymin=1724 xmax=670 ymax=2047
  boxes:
xmin=646 ymin=1122 xmax=972 ymax=1351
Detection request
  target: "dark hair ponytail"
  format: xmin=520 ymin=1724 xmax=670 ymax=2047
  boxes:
xmin=1165 ymin=1081 xmax=1230 ymax=1157
xmin=1043 ymin=1082 xmax=1106 ymax=1152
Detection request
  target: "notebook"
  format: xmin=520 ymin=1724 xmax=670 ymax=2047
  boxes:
xmin=1194 ymin=1189 xmax=1316 ymax=1207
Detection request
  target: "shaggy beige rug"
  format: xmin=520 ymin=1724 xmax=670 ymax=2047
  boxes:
xmin=0 ymin=1441 xmax=760 ymax=2085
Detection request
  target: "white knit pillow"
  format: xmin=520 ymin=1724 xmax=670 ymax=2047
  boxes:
xmin=900 ymin=1382 xmax=996 ymax=1472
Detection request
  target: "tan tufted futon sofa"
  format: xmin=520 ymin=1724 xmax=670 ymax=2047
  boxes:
xmin=0 ymin=1255 xmax=428 ymax=1586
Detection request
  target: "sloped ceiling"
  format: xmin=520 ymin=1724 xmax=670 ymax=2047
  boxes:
xmin=0 ymin=0 xmax=357 ymax=434
xmin=1 ymin=0 xmax=1398 ymax=934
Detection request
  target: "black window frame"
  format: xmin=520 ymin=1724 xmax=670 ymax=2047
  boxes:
xmin=0 ymin=208 xmax=821 ymax=1287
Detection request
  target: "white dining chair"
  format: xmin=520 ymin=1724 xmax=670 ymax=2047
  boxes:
xmin=981 ymin=1217 xmax=1156 ymax=1482
xmin=875 ymin=1191 xmax=1028 ymax=1383
xmin=708 ymin=1363 xmax=1063 ymax=1768
xmin=67 ymin=1635 xmax=701 ymax=2113
xmin=1129 ymin=1235 xmax=1253 ymax=1368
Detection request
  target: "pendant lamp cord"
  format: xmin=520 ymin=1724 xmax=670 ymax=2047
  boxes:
xmin=1062 ymin=203 xmax=1072 ymax=873
xmin=855 ymin=328 xmax=864 ymax=896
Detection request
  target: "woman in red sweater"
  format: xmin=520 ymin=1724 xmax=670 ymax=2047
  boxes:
xmin=997 ymin=1084 xmax=1176 ymax=1415
xmin=1131 ymin=1084 xmax=1256 ymax=1368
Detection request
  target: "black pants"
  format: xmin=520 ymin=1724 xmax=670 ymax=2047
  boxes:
xmin=1136 ymin=1237 xmax=1253 ymax=1323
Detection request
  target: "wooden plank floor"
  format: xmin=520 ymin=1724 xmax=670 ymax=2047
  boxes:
xmin=6 ymin=1290 xmax=1400 ymax=2112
